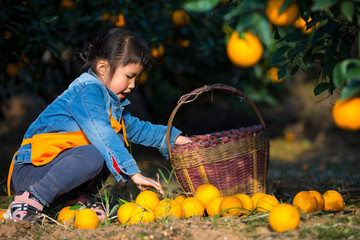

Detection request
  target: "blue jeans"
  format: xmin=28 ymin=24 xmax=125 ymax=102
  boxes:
xmin=11 ymin=144 xmax=111 ymax=208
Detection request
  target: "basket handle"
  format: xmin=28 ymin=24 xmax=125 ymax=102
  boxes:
xmin=166 ymin=83 xmax=267 ymax=158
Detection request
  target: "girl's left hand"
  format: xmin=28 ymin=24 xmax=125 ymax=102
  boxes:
xmin=175 ymin=135 xmax=192 ymax=145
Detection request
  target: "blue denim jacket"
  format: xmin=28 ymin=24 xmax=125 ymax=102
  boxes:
xmin=13 ymin=70 xmax=181 ymax=182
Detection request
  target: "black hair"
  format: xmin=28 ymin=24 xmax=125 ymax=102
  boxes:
xmin=77 ymin=28 xmax=152 ymax=78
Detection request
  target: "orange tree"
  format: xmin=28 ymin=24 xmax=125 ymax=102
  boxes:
xmin=181 ymin=0 xmax=360 ymax=130
xmin=0 ymin=0 xmax=283 ymax=123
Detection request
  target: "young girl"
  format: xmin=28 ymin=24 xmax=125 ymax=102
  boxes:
xmin=5 ymin=28 xmax=191 ymax=222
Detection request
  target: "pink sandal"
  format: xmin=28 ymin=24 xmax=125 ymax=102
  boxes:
xmin=8 ymin=192 xmax=44 ymax=222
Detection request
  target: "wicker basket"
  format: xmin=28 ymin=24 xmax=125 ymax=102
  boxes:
xmin=166 ymin=84 xmax=269 ymax=197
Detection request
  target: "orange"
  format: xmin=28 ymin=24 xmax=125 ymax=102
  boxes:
xmin=174 ymin=195 xmax=186 ymax=205
xmin=219 ymin=196 xmax=243 ymax=217
xmin=74 ymin=209 xmax=99 ymax=229
xmin=284 ymin=132 xmax=295 ymax=142
xmin=114 ymin=13 xmax=126 ymax=27
xmin=60 ymin=0 xmax=74 ymax=9
xmin=292 ymin=191 xmax=318 ymax=213
xmin=5 ymin=62 xmax=22 ymax=76
xmin=4 ymin=31 xmax=11 ymax=40
xmin=266 ymin=0 xmax=299 ymax=27
xmin=323 ymin=190 xmax=344 ymax=211
xmin=256 ymin=194 xmax=279 ymax=213
xmin=135 ymin=190 xmax=160 ymax=211
xmin=154 ymin=199 xmax=183 ymax=220
xmin=177 ymin=39 xmax=190 ymax=48
xmin=251 ymin=192 xmax=267 ymax=207
xmin=206 ymin=196 xmax=224 ymax=217
xmin=129 ymin=205 xmax=156 ymax=224
xmin=195 ymin=184 xmax=221 ymax=208
xmin=234 ymin=193 xmax=254 ymax=215
xmin=151 ymin=44 xmax=165 ymax=59
xmin=266 ymin=67 xmax=283 ymax=83
xmin=181 ymin=197 xmax=205 ymax=218
xmin=0 ymin=210 xmax=6 ymax=220
xmin=102 ymin=13 xmax=111 ymax=22
xmin=269 ymin=203 xmax=300 ymax=232
xmin=57 ymin=206 xmax=79 ymax=225
xmin=294 ymin=16 xmax=319 ymax=34
xmin=137 ymin=72 xmax=147 ymax=85
xmin=308 ymin=190 xmax=325 ymax=211
xmin=172 ymin=9 xmax=190 ymax=27
xmin=117 ymin=202 xmax=137 ymax=225
xmin=332 ymin=97 xmax=360 ymax=131
xmin=226 ymin=31 xmax=263 ymax=68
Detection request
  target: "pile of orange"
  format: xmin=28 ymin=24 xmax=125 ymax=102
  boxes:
xmin=55 ymin=184 xmax=344 ymax=232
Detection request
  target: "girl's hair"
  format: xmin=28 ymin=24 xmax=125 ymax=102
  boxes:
xmin=77 ymin=28 xmax=152 ymax=77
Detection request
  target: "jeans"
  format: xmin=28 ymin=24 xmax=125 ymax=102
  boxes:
xmin=11 ymin=144 xmax=111 ymax=208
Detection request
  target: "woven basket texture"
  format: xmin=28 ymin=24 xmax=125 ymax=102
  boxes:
xmin=170 ymin=125 xmax=269 ymax=197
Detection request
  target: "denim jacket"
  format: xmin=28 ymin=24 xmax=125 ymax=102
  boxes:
xmin=13 ymin=69 xmax=181 ymax=182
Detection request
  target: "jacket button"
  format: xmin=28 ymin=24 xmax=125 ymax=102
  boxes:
xmin=115 ymin=108 xmax=119 ymax=112
xmin=122 ymin=168 xmax=127 ymax=172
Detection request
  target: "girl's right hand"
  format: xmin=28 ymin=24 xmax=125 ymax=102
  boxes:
xmin=130 ymin=173 xmax=164 ymax=195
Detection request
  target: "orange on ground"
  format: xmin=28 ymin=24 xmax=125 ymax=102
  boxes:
xmin=117 ymin=202 xmax=137 ymax=225
xmin=151 ymin=44 xmax=165 ymax=59
xmin=154 ymin=199 xmax=183 ymax=220
xmin=256 ymin=194 xmax=279 ymax=213
xmin=206 ymin=196 xmax=224 ymax=217
xmin=219 ymin=196 xmax=243 ymax=217
xmin=267 ymin=67 xmax=283 ymax=83
xmin=114 ymin=13 xmax=126 ymax=27
xmin=285 ymin=132 xmax=295 ymax=142
xmin=0 ymin=210 xmax=6 ymax=220
xmin=269 ymin=203 xmax=300 ymax=232
xmin=226 ymin=31 xmax=263 ymax=68
xmin=323 ymin=190 xmax=344 ymax=212
xmin=266 ymin=0 xmax=299 ymax=27
xmin=234 ymin=193 xmax=254 ymax=215
xmin=57 ymin=206 xmax=79 ymax=225
xmin=174 ymin=195 xmax=186 ymax=205
xmin=172 ymin=9 xmax=190 ymax=27
xmin=308 ymin=190 xmax=325 ymax=211
xmin=251 ymin=192 xmax=267 ymax=207
xmin=135 ymin=190 xmax=160 ymax=211
xmin=292 ymin=191 xmax=318 ymax=213
xmin=332 ymin=97 xmax=360 ymax=131
xmin=129 ymin=205 xmax=155 ymax=224
xmin=74 ymin=209 xmax=99 ymax=229
xmin=181 ymin=197 xmax=205 ymax=218
xmin=195 ymin=184 xmax=221 ymax=208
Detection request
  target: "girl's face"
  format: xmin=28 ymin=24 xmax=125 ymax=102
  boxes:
xmin=104 ymin=63 xmax=143 ymax=99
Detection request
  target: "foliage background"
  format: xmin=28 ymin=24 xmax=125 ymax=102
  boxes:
xmin=1 ymin=0 xmax=360 ymax=187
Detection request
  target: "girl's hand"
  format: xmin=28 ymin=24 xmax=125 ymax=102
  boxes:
xmin=175 ymin=135 xmax=192 ymax=145
xmin=130 ymin=173 xmax=164 ymax=195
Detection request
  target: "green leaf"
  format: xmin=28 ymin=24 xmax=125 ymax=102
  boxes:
xmin=341 ymin=1 xmax=355 ymax=22
xmin=278 ymin=63 xmax=288 ymax=79
xmin=311 ymin=0 xmax=339 ymax=11
xmin=333 ymin=59 xmax=360 ymax=88
xmin=314 ymin=82 xmax=329 ymax=96
xmin=70 ymin=204 xmax=82 ymax=210
xmin=182 ymin=0 xmax=220 ymax=12
xmin=340 ymin=80 xmax=360 ymax=100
